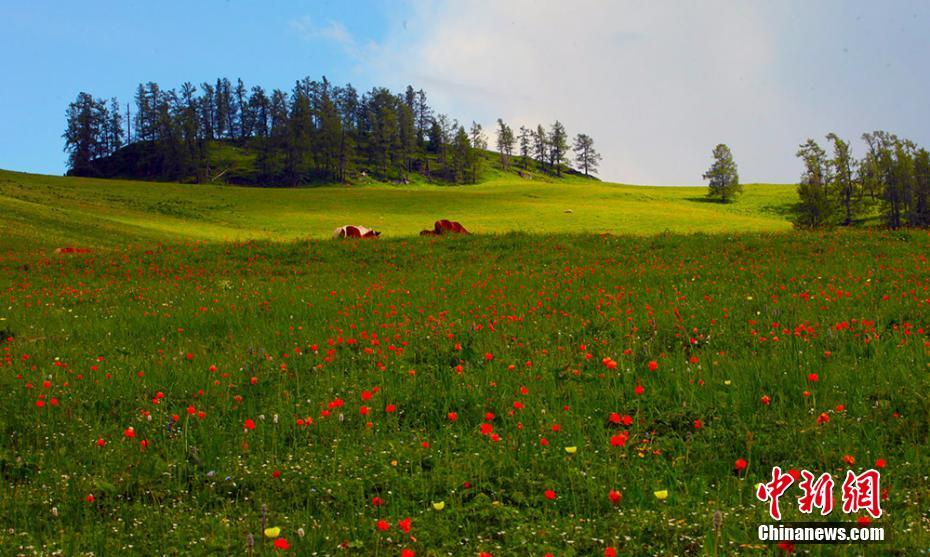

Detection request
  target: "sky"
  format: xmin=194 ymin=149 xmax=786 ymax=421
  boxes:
xmin=2 ymin=0 xmax=929 ymax=185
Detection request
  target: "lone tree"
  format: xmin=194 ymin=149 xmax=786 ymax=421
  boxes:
xmin=703 ymin=144 xmax=741 ymax=202
xmin=572 ymin=133 xmax=601 ymax=176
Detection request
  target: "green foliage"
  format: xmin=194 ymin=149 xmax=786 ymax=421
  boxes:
xmin=703 ymin=144 xmax=741 ymax=203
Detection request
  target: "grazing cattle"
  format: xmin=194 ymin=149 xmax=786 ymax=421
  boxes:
xmin=333 ymin=225 xmax=380 ymax=239
xmin=419 ymin=219 xmax=470 ymax=236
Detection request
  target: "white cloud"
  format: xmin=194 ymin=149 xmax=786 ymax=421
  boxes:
xmin=362 ymin=1 xmax=797 ymax=184
xmin=290 ymin=16 xmax=367 ymax=59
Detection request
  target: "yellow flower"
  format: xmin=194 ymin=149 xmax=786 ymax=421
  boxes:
xmin=264 ymin=527 xmax=281 ymax=538
xmin=432 ymin=501 xmax=445 ymax=511
xmin=653 ymin=490 xmax=668 ymax=500
xmin=564 ymin=446 xmax=577 ymax=454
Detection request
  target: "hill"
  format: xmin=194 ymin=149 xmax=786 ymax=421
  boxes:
xmin=77 ymin=138 xmax=579 ymax=187
xmin=0 ymin=169 xmax=797 ymax=250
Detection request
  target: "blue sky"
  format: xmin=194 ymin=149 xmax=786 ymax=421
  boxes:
xmin=2 ymin=0 xmax=929 ymax=184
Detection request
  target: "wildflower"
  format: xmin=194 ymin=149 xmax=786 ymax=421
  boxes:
xmin=544 ymin=489 xmax=556 ymax=500
xmin=397 ymin=517 xmax=411 ymax=533
xmin=264 ymin=527 xmax=281 ymax=538
xmin=273 ymin=538 xmax=290 ymax=550
xmin=564 ymin=446 xmax=577 ymax=454
xmin=735 ymin=458 xmax=748 ymax=472
xmin=608 ymin=490 xmax=622 ymax=504
xmin=244 ymin=419 xmax=256 ymax=430
xmin=432 ymin=501 xmax=445 ymax=511
xmin=376 ymin=519 xmax=390 ymax=531
xmin=654 ymin=490 xmax=668 ymax=500
xmin=648 ymin=360 xmax=659 ymax=371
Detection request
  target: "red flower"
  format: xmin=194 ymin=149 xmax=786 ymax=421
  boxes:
xmin=96 ymin=438 xmax=106 ymax=447
xmin=244 ymin=419 xmax=256 ymax=430
xmin=371 ymin=496 xmax=385 ymax=507
xmin=693 ymin=419 xmax=702 ymax=429
xmin=605 ymin=548 xmax=617 ymax=557
xmin=734 ymin=458 xmax=748 ymax=472
xmin=610 ymin=432 xmax=629 ymax=447
xmin=273 ymin=538 xmax=289 ymax=550
xmin=385 ymin=404 xmax=396 ymax=413
xmin=484 ymin=352 xmax=494 ymax=361
xmin=634 ymin=384 xmax=645 ymax=396
xmin=544 ymin=489 xmax=556 ymax=500
xmin=376 ymin=519 xmax=390 ymax=531
xmin=760 ymin=395 xmax=771 ymax=405
xmin=874 ymin=458 xmax=886 ymax=469
xmin=85 ymin=494 xmax=95 ymax=502
xmin=397 ymin=517 xmax=411 ymax=533
xmin=608 ymin=490 xmax=622 ymax=504
xmin=807 ymin=373 xmax=819 ymax=382
xmin=123 ymin=427 xmax=135 ymax=438
xmin=817 ymin=412 xmax=830 ymax=425
xmin=648 ymin=360 xmax=659 ymax=371
xmin=401 ymin=550 xmax=416 ymax=557
xmin=447 ymin=412 xmax=458 ymax=422
xmin=842 ymin=454 xmax=855 ymax=465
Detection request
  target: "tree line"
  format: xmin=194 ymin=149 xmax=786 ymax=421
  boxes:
xmin=795 ymin=131 xmax=930 ymax=229
xmin=63 ymin=76 xmax=601 ymax=186
xmin=703 ymin=133 xmax=930 ymax=229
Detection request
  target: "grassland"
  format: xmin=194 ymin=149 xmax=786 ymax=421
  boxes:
xmin=0 ymin=169 xmax=797 ymax=250
xmin=1 ymin=170 xmax=926 ymax=556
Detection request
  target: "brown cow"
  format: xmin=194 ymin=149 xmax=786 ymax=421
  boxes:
xmin=419 ymin=219 xmax=470 ymax=236
xmin=333 ymin=225 xmax=381 ymax=239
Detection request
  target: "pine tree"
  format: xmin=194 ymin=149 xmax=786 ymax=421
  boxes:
xmin=794 ymin=139 xmax=834 ymax=228
xmin=548 ymin=121 xmax=569 ymax=176
xmin=572 ymin=133 xmax=601 ymax=177
xmin=702 ymin=144 xmax=741 ymax=202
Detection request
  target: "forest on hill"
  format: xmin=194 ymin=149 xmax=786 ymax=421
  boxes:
xmin=62 ymin=77 xmax=602 ymax=187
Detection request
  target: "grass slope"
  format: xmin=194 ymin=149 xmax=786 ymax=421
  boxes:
xmin=0 ymin=169 xmax=797 ymax=250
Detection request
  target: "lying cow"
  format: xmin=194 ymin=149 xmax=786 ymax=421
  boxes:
xmin=333 ymin=225 xmax=381 ymax=239
xmin=419 ymin=219 xmax=470 ymax=236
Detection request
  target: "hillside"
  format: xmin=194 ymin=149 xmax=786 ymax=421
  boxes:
xmin=78 ymin=138 xmax=579 ymax=187
xmin=0 ymin=169 xmax=797 ymax=251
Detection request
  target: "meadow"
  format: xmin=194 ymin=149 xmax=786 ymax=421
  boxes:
xmin=0 ymin=169 xmax=797 ymax=250
xmin=0 ymin=172 xmax=927 ymax=556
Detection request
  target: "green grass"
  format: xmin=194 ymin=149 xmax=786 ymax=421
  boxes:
xmin=1 ymin=169 xmax=924 ymax=555
xmin=0 ymin=169 xmax=797 ymax=250
xmin=0 ymin=231 xmax=927 ymax=556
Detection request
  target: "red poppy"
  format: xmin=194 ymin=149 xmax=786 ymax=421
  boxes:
xmin=376 ymin=519 xmax=390 ymax=531
xmin=244 ymin=419 xmax=256 ymax=430
xmin=397 ymin=517 xmax=411 ymax=533
xmin=648 ymin=360 xmax=659 ymax=371
xmin=544 ymin=489 xmax=556 ymax=500
xmin=608 ymin=490 xmax=622 ymax=504
xmin=734 ymin=458 xmax=748 ymax=472
xmin=273 ymin=538 xmax=289 ymax=550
